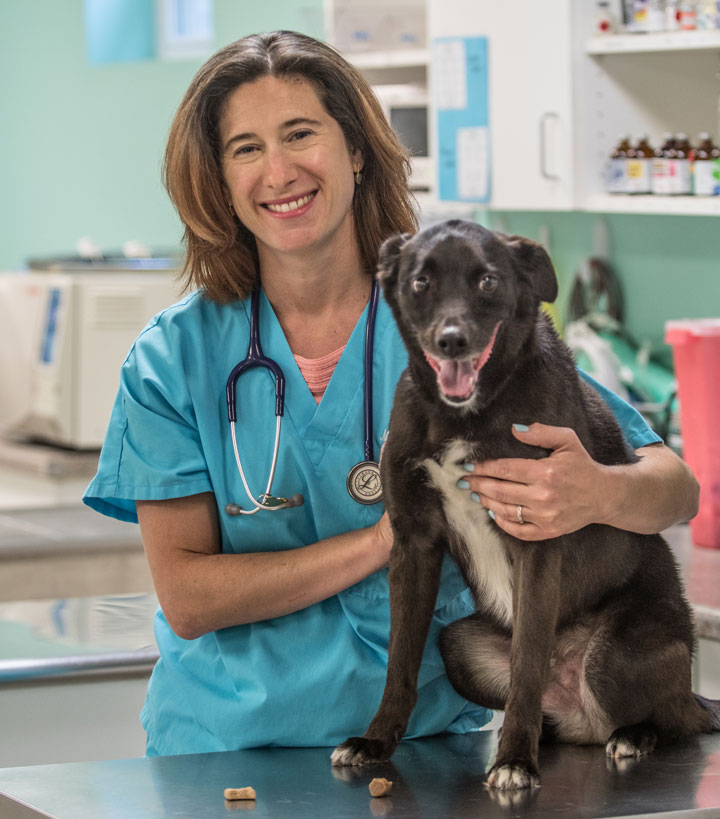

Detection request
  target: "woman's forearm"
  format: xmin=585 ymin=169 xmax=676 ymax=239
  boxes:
xmin=598 ymin=444 xmax=700 ymax=534
xmin=138 ymin=494 xmax=393 ymax=639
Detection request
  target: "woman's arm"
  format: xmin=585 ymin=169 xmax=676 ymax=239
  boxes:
xmin=461 ymin=423 xmax=699 ymax=542
xmin=137 ymin=493 xmax=393 ymax=639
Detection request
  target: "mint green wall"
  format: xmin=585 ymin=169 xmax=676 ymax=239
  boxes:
xmin=0 ymin=3 xmax=717 ymax=365
xmin=0 ymin=0 xmax=323 ymax=270
xmin=483 ymin=211 xmax=720 ymax=367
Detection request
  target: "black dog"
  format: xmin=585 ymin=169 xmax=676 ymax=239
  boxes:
xmin=331 ymin=220 xmax=719 ymax=790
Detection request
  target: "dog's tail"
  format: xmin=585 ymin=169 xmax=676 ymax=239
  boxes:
xmin=694 ymin=694 xmax=720 ymax=732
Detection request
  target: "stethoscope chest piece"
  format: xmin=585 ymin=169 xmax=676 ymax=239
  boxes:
xmin=346 ymin=460 xmax=382 ymax=505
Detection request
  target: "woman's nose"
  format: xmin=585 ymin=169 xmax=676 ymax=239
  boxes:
xmin=262 ymin=147 xmax=297 ymax=189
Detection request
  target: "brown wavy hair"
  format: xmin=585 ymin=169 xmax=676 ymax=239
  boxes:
xmin=163 ymin=30 xmax=418 ymax=303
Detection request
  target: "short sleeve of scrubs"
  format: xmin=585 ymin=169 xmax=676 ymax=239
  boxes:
xmin=579 ymin=369 xmax=662 ymax=450
xmin=84 ymin=299 xmax=213 ymax=523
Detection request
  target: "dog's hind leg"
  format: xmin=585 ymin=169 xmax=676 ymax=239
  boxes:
xmin=439 ymin=613 xmax=511 ymax=710
xmin=586 ymin=602 xmax=713 ymax=757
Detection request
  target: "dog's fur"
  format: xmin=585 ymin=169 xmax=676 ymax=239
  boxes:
xmin=331 ymin=220 xmax=720 ymax=790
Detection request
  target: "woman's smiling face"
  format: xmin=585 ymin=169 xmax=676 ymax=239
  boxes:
xmin=219 ymin=75 xmax=362 ymax=264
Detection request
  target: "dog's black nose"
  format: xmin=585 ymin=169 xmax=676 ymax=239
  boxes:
xmin=437 ymin=326 xmax=468 ymax=357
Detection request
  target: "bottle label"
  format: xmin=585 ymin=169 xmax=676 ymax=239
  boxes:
xmin=606 ymin=158 xmax=628 ymax=194
xmin=693 ymin=159 xmax=720 ymax=196
xmin=669 ymin=158 xmax=692 ymax=194
xmin=652 ymin=157 xmax=671 ymax=195
xmin=627 ymin=158 xmax=651 ymax=193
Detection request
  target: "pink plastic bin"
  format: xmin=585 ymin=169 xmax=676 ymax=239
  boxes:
xmin=665 ymin=319 xmax=720 ymax=549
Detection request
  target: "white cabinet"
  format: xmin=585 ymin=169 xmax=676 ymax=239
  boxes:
xmin=427 ymin=0 xmax=720 ymax=215
xmin=429 ymin=0 xmax=577 ymax=210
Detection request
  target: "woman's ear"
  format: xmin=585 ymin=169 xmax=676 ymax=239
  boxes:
xmin=351 ymin=147 xmax=364 ymax=175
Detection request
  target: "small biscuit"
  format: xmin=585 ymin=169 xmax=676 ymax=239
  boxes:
xmin=369 ymin=777 xmax=393 ymax=797
xmin=224 ymin=786 xmax=257 ymax=800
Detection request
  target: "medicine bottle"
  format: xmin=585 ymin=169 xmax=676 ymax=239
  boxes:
xmin=595 ymin=0 xmax=615 ymax=33
xmin=679 ymin=0 xmax=698 ymax=29
xmin=665 ymin=0 xmax=681 ymax=29
xmin=670 ymin=133 xmax=692 ymax=195
xmin=627 ymin=136 xmax=653 ymax=193
xmin=607 ymin=136 xmax=631 ymax=194
xmin=692 ymin=132 xmax=720 ymax=195
xmin=652 ymin=133 xmax=674 ymax=195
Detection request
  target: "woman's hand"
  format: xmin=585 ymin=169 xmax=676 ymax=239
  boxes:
xmin=459 ymin=423 xmax=699 ymax=542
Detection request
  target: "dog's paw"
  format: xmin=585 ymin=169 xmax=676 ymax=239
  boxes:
xmin=331 ymin=737 xmax=390 ymax=767
xmin=485 ymin=762 xmax=540 ymax=791
xmin=605 ymin=728 xmax=656 ymax=759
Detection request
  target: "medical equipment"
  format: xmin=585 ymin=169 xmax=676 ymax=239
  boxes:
xmin=224 ymin=281 xmax=381 ymax=516
xmin=0 ymin=267 xmax=181 ymax=449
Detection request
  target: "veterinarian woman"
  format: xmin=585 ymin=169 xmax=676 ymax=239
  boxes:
xmin=83 ymin=31 xmax=699 ymax=757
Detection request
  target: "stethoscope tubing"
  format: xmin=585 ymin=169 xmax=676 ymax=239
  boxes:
xmin=363 ymin=277 xmax=379 ymax=463
xmin=226 ymin=288 xmax=286 ymax=424
xmin=225 ymin=280 xmax=378 ymax=514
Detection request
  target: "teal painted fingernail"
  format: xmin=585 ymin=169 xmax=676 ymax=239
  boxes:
xmin=462 ymin=462 xmax=475 ymax=472
xmin=457 ymin=479 xmax=470 ymax=490
xmin=488 ymin=509 xmax=496 ymax=520
xmin=471 ymin=492 xmax=480 ymax=503
xmin=513 ymin=423 xmax=529 ymax=432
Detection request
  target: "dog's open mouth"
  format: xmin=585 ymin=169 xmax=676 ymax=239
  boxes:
xmin=424 ymin=322 xmax=501 ymax=402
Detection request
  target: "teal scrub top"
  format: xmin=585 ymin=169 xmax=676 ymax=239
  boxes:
xmin=83 ymin=289 xmax=661 ymax=757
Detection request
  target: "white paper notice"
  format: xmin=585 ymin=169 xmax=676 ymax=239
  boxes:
xmin=432 ymin=39 xmax=467 ymax=110
xmin=457 ymin=127 xmax=489 ymax=200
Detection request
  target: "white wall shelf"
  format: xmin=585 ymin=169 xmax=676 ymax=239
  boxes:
xmin=349 ymin=48 xmax=429 ymax=69
xmin=585 ymin=194 xmax=720 ymax=216
xmin=586 ymin=30 xmax=720 ymax=55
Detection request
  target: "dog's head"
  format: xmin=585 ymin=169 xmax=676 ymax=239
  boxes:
xmin=377 ymin=220 xmax=557 ymax=409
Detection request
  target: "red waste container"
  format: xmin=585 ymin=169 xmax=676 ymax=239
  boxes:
xmin=665 ymin=319 xmax=720 ymax=549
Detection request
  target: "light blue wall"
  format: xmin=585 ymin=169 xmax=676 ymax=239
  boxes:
xmin=0 ymin=0 xmax=323 ymax=270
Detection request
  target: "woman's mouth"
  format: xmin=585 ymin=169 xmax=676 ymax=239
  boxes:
xmin=263 ymin=192 xmax=316 ymax=214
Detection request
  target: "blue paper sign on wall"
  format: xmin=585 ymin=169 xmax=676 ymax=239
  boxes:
xmin=432 ymin=36 xmax=490 ymax=203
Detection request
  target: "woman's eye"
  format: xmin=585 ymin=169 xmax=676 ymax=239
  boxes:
xmin=289 ymin=129 xmax=313 ymax=142
xmin=232 ymin=145 xmax=257 ymax=158
xmin=412 ymin=276 xmax=430 ymax=294
xmin=479 ymin=274 xmax=498 ymax=293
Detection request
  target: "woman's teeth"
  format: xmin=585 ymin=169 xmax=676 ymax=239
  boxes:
xmin=266 ymin=193 xmax=315 ymax=213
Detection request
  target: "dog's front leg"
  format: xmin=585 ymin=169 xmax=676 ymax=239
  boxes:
xmin=331 ymin=536 xmax=444 ymax=766
xmin=486 ymin=544 xmax=562 ymax=791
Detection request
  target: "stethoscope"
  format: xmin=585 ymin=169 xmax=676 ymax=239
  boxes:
xmin=224 ymin=280 xmax=382 ymax=516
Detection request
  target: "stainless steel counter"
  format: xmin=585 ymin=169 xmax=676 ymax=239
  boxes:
xmin=2 ymin=730 xmax=720 ymax=818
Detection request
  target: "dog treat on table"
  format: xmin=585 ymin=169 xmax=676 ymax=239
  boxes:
xmin=369 ymin=777 xmax=393 ymax=797
xmin=224 ymin=786 xmax=257 ymax=800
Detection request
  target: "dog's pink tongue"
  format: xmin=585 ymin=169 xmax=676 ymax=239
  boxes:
xmin=437 ymin=359 xmax=477 ymax=398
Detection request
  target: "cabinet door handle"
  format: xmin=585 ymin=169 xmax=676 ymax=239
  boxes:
xmin=539 ymin=112 xmax=561 ymax=181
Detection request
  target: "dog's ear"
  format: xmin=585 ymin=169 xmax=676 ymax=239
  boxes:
xmin=376 ymin=232 xmax=412 ymax=292
xmin=504 ymin=235 xmax=558 ymax=304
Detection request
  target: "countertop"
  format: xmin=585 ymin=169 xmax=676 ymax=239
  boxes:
xmin=0 ymin=524 xmax=719 ymax=685
xmin=2 ymin=730 xmax=720 ymax=818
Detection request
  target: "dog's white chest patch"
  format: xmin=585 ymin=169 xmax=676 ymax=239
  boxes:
xmin=422 ymin=439 xmax=513 ymax=626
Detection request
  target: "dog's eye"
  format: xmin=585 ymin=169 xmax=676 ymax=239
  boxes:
xmin=479 ymin=274 xmax=498 ymax=293
xmin=411 ymin=276 xmax=430 ymax=294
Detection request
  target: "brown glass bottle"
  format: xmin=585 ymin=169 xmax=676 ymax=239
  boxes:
xmin=652 ymin=132 xmax=674 ymax=195
xmin=607 ymin=136 xmax=631 ymax=194
xmin=627 ymin=135 xmax=653 ymax=194
xmin=693 ymin=131 xmax=720 ymax=196
xmin=670 ymin=132 xmax=692 ymax=195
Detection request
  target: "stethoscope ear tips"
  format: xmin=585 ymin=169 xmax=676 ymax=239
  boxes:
xmin=225 ymin=503 xmax=245 ymax=516
xmin=285 ymin=494 xmax=305 ymax=508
